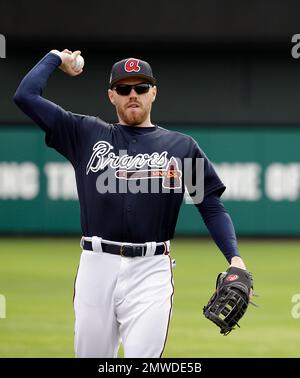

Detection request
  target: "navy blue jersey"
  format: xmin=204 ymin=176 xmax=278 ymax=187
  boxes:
xmin=14 ymin=53 xmax=240 ymax=261
xmin=47 ymin=114 xmax=225 ymax=242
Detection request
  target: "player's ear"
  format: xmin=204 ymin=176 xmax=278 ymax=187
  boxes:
xmin=151 ymin=85 xmax=157 ymax=102
xmin=108 ymin=89 xmax=116 ymax=105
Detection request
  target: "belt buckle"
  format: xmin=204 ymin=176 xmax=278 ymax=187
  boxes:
xmin=120 ymin=244 xmax=140 ymax=257
xmin=120 ymin=244 xmax=132 ymax=257
xmin=120 ymin=244 xmax=125 ymax=257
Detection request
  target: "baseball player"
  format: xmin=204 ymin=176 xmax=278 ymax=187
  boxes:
xmin=14 ymin=49 xmax=249 ymax=358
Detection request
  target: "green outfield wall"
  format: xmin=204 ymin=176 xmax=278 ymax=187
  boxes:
xmin=0 ymin=126 xmax=299 ymax=235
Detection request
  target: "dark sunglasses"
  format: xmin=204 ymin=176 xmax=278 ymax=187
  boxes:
xmin=112 ymin=83 xmax=152 ymax=96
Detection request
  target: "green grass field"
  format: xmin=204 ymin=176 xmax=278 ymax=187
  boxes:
xmin=0 ymin=237 xmax=300 ymax=357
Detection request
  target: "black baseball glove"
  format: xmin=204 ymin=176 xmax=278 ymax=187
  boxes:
xmin=203 ymin=266 xmax=253 ymax=335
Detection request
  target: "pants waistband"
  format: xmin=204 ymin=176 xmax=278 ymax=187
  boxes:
xmin=80 ymin=236 xmax=170 ymax=258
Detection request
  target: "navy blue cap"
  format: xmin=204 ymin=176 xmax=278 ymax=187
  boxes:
xmin=109 ymin=58 xmax=156 ymax=88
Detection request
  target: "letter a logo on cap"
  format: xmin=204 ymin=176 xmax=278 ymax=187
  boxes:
xmin=124 ymin=58 xmax=141 ymax=73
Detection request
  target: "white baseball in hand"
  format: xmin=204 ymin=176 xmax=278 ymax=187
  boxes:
xmin=72 ymin=55 xmax=84 ymax=71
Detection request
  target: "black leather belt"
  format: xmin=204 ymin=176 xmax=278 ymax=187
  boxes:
xmin=82 ymin=240 xmax=168 ymax=257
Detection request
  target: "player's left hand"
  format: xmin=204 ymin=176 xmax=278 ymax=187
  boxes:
xmin=229 ymin=255 xmax=253 ymax=300
xmin=203 ymin=266 xmax=254 ymax=335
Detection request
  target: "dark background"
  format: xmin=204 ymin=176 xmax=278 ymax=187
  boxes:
xmin=1 ymin=0 xmax=300 ymax=126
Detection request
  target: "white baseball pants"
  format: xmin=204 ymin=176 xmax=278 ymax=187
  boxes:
xmin=73 ymin=249 xmax=174 ymax=358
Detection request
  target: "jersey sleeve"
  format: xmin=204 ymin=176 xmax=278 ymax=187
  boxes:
xmin=197 ymin=193 xmax=240 ymax=262
xmin=13 ymin=52 xmax=87 ymax=167
xmin=187 ymin=139 xmax=226 ymax=201
xmin=44 ymin=106 xmax=85 ymax=166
